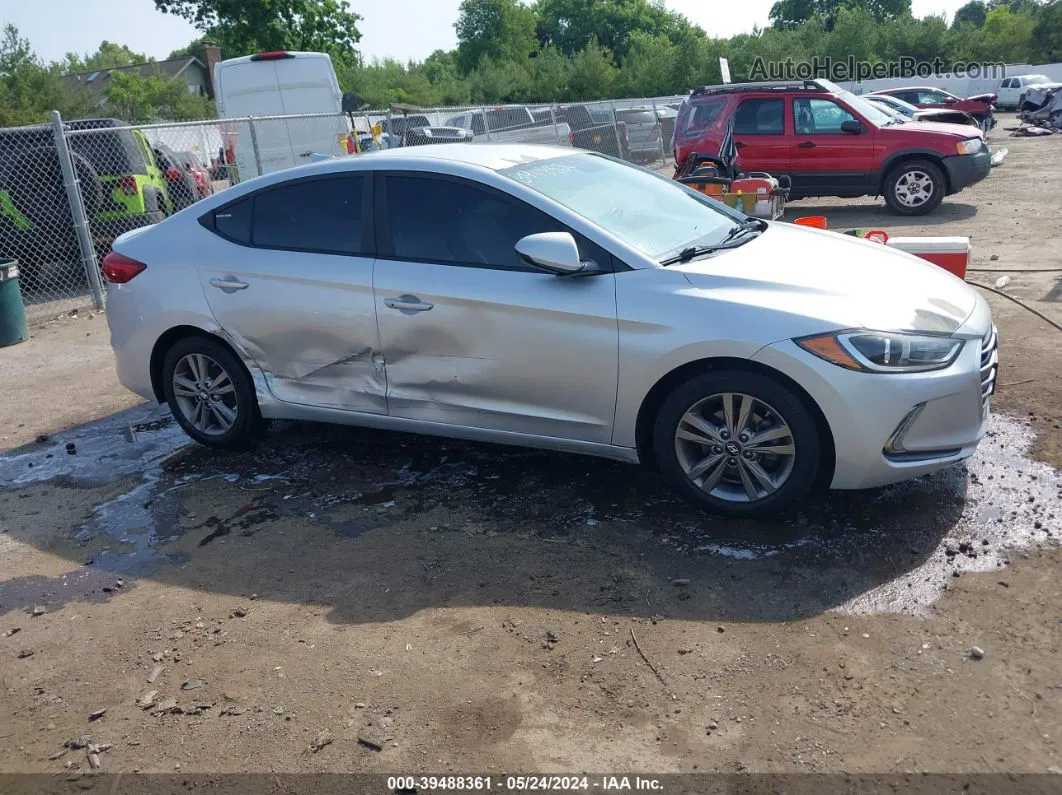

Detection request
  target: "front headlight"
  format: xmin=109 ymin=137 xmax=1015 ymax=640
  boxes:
xmin=956 ymin=139 xmax=981 ymax=155
xmin=796 ymin=330 xmax=963 ymax=373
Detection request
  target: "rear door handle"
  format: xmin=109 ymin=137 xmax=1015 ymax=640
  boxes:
xmin=384 ymin=295 xmax=434 ymax=313
xmin=209 ymin=277 xmax=249 ymax=291
xmin=798 ymin=141 xmax=816 ymax=149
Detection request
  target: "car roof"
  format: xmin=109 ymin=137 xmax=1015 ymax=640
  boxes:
xmin=690 ymin=79 xmax=833 ymax=98
xmin=252 ymin=144 xmax=578 ymax=182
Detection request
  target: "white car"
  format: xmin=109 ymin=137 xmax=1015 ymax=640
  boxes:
xmin=103 ymin=144 xmax=996 ymax=516
xmin=997 ymin=74 xmax=1051 ymax=110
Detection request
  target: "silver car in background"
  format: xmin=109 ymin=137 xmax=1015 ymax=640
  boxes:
xmin=104 ymin=144 xmax=995 ymax=516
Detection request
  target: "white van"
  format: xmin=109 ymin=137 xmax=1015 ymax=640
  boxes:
xmin=213 ymin=51 xmax=352 ymax=178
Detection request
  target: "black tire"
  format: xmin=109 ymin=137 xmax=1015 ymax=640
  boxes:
xmin=652 ymin=370 xmax=821 ymax=517
xmin=883 ymin=159 xmax=945 ymax=216
xmin=7 ymin=147 xmax=103 ymax=230
xmin=162 ymin=336 xmax=260 ymax=450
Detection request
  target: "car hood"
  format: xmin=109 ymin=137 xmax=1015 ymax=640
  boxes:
xmin=966 ymin=92 xmax=997 ymax=104
xmin=676 ymin=222 xmax=980 ymax=335
xmin=882 ymin=120 xmax=982 ymax=140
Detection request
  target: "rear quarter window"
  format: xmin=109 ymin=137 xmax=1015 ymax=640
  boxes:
xmin=211 ymin=198 xmax=252 ymax=243
xmin=681 ymin=99 xmax=726 ymax=136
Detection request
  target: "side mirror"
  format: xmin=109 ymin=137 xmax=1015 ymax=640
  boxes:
xmin=515 ymin=232 xmax=585 ymax=275
xmin=341 ymin=92 xmax=362 ymax=113
xmin=944 ymin=96 xmax=958 ymax=105
xmin=840 ymin=119 xmax=862 ymax=134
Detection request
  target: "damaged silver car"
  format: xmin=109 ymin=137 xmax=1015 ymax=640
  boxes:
xmin=104 ymin=144 xmax=995 ymax=516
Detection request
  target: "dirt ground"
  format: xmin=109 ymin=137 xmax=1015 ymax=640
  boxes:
xmin=2 ymin=118 xmax=1062 ymax=784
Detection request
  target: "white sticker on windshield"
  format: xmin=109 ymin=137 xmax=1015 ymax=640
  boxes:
xmin=509 ymin=160 xmax=579 ymax=184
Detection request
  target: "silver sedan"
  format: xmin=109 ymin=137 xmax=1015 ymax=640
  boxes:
xmin=103 ymin=144 xmax=995 ymax=516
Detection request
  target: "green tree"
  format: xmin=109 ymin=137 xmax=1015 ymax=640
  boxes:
xmin=567 ymin=39 xmax=618 ymax=99
xmin=978 ymin=4 xmax=1037 ymax=59
xmin=0 ymin=25 xmax=93 ymax=126
xmin=952 ymin=1 xmax=988 ymax=28
xmin=1032 ymin=0 xmax=1062 ymax=59
xmin=62 ymin=41 xmax=148 ymax=73
xmin=530 ymin=45 xmax=573 ymax=100
xmin=455 ymin=0 xmax=538 ymax=73
xmin=769 ymin=0 xmax=912 ymax=29
xmin=535 ymin=0 xmax=700 ymax=62
xmin=153 ymin=0 xmax=361 ymax=65
xmin=468 ymin=57 xmax=534 ymax=102
xmin=104 ymin=67 xmax=213 ymax=122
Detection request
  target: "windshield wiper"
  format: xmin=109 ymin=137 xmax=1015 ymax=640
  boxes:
xmin=660 ymin=219 xmax=766 ymax=265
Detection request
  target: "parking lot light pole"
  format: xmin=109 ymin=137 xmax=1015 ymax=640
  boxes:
xmin=51 ymin=111 xmax=104 ymax=310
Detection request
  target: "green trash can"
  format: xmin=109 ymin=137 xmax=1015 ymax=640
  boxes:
xmin=0 ymin=259 xmax=30 ymax=347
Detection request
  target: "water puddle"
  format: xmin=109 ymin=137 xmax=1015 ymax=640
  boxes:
xmin=0 ymin=405 xmax=1058 ymax=618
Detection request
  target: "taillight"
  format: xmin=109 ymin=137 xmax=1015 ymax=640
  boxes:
xmin=165 ymin=167 xmax=183 ymax=181
xmin=101 ymin=252 xmax=146 ymax=284
xmin=118 ymin=175 xmax=138 ymax=196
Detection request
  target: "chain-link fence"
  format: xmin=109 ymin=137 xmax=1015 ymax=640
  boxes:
xmin=0 ymin=96 xmax=688 ymax=320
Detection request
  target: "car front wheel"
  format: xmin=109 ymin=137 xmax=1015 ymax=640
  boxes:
xmin=884 ymin=159 xmax=945 ymax=216
xmin=653 ymin=371 xmax=821 ymax=517
xmin=162 ymin=336 xmax=259 ymax=449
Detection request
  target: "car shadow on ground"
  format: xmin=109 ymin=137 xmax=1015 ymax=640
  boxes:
xmin=782 ymin=202 xmax=978 ymax=228
xmin=0 ymin=404 xmax=980 ymax=626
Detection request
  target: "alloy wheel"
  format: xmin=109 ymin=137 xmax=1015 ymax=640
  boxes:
xmin=894 ymin=170 xmax=935 ymax=208
xmin=673 ymin=392 xmax=796 ymax=503
xmin=172 ymin=353 xmax=239 ymax=436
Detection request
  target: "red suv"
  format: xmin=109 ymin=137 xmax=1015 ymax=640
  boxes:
xmin=673 ymin=79 xmax=991 ymax=215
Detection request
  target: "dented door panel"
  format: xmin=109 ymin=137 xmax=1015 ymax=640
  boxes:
xmin=198 ymin=249 xmax=386 ymax=412
xmin=374 ymin=260 xmax=619 ymax=443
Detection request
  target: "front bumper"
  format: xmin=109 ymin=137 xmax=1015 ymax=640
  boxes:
xmin=752 ymin=326 xmax=997 ymax=490
xmin=942 ymin=150 xmax=991 ymax=193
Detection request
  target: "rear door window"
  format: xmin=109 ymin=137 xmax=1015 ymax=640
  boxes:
xmin=251 ymin=175 xmax=366 ymax=254
xmin=732 ymin=98 xmax=785 ymax=135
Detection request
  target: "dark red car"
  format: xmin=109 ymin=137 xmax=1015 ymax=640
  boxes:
xmin=672 ymin=79 xmax=990 ymax=215
xmin=870 ymin=87 xmax=996 ymax=132
xmin=177 ymin=150 xmax=213 ymax=199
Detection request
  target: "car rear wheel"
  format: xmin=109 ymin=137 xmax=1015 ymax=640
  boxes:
xmin=162 ymin=336 xmax=259 ymax=449
xmin=884 ymin=159 xmax=945 ymax=216
xmin=652 ymin=371 xmax=821 ymax=517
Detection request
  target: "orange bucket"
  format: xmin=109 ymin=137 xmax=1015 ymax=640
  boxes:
xmin=794 ymin=216 xmax=828 ymax=229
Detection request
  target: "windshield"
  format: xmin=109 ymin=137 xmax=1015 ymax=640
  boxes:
xmin=498 ymin=154 xmax=742 ymax=261
xmin=838 ymin=90 xmax=895 ymax=127
xmin=869 ymin=100 xmax=908 ymax=121
xmin=879 ymin=95 xmax=918 ymax=113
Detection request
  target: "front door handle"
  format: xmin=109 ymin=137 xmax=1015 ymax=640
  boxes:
xmin=797 ymin=141 xmax=816 ymax=149
xmin=209 ymin=277 xmax=249 ymax=291
xmin=384 ymin=295 xmax=434 ymax=313
xmin=735 ymin=141 xmax=746 ymax=149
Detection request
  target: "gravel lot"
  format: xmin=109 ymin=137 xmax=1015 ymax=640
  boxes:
xmin=1 ymin=118 xmax=1061 ymax=779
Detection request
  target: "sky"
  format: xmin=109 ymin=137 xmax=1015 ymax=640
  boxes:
xmin=6 ymin=0 xmax=970 ymax=65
